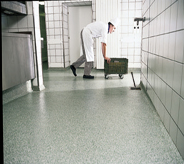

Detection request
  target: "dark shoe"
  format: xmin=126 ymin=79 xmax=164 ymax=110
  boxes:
xmin=83 ymin=75 xmax=94 ymax=79
xmin=70 ymin=65 xmax=77 ymax=76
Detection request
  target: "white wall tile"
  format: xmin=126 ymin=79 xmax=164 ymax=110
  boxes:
xmin=164 ymin=8 xmax=170 ymax=33
xmin=170 ymin=2 xmax=178 ymax=32
xmin=175 ymin=31 xmax=184 ymax=63
xmin=152 ymin=1 xmax=157 ymax=19
xmin=48 ymin=6 xmax=54 ymax=14
xmin=47 ymin=1 xmax=54 ymax=7
xmin=122 ymin=26 xmax=129 ymax=33
xmin=169 ymin=118 xmax=178 ymax=144
xmin=63 ymin=22 xmax=68 ymax=29
xmin=64 ymin=43 xmax=68 ymax=49
xmin=161 ymin=58 xmax=166 ymax=81
xmin=142 ymin=63 xmax=147 ymax=79
xmin=54 ymin=6 xmax=60 ymax=13
xmin=177 ymin=0 xmax=184 ymax=30
xmin=122 ymin=2 xmax=128 ymax=10
xmin=129 ymin=3 xmax=135 ymax=10
xmin=53 ymin=1 xmax=59 ymax=6
xmin=122 ymin=11 xmax=128 ymax=17
xmin=56 ymin=56 xmax=62 ymax=62
xmin=173 ymin=62 xmax=183 ymax=94
xmin=142 ymin=25 xmax=148 ymax=38
xmin=56 ymin=44 xmax=62 ymax=49
xmin=55 ymin=28 xmax=61 ymax=35
xmin=121 ymin=18 xmax=129 ymax=25
xmin=54 ymin=14 xmax=60 ymax=21
xmin=49 ymin=29 xmax=54 ymax=35
xmin=160 ymin=13 xmax=165 ymax=34
xmin=49 ymin=49 xmax=55 ymax=56
xmin=142 ymin=1 xmax=148 ymax=15
xmin=158 ymin=35 xmax=164 ymax=56
xmin=177 ymin=129 xmax=184 ymax=158
xmin=165 ymin=85 xmax=173 ymax=114
xmin=54 ymin=21 xmax=60 ymax=28
xmin=171 ymin=91 xmax=180 ymax=123
xmin=136 ymin=2 xmax=142 ymax=10
xmin=56 ymin=49 xmax=62 ymax=56
xmin=157 ymin=0 xmax=162 ymax=15
xmin=178 ymin=98 xmax=184 ymax=134
xmin=135 ymin=10 xmax=142 ymax=17
xmin=48 ymin=14 xmax=54 ymax=21
xmin=168 ymin=33 xmax=176 ymax=60
xmin=134 ymin=55 xmax=141 ymax=62
xmin=166 ymin=60 xmax=174 ymax=87
xmin=165 ymin=0 xmax=171 ymax=9
xmin=163 ymin=34 xmax=169 ymax=58
xmin=51 ymin=56 xmax=56 ymax=63
xmin=133 ymin=63 xmax=141 ymax=67
xmin=129 ymin=10 xmax=135 ymax=17
xmin=135 ymin=48 xmax=140 ymax=55
xmin=49 ymin=22 xmax=54 ymax=28
xmin=160 ymin=80 xmax=166 ymax=104
xmin=48 ymin=44 xmax=55 ymax=50
xmin=164 ymin=110 xmax=171 ymax=133
xmin=181 ymin=65 xmax=184 ymax=98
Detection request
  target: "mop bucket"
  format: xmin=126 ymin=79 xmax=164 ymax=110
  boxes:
xmin=104 ymin=58 xmax=128 ymax=79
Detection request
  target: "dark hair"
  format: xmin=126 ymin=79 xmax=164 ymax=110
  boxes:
xmin=108 ymin=22 xmax=114 ymax=26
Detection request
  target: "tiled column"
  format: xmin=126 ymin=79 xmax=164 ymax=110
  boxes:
xmin=120 ymin=0 xmax=142 ymax=69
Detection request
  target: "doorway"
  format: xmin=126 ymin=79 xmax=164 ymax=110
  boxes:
xmin=39 ymin=2 xmax=48 ymax=70
xmin=68 ymin=6 xmax=92 ymax=67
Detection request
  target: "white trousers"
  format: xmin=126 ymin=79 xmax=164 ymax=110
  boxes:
xmin=72 ymin=29 xmax=93 ymax=75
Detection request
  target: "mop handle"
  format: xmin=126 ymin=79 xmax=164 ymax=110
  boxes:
xmin=131 ymin=72 xmax=136 ymax=87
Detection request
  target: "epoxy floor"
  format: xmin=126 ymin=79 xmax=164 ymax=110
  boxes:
xmin=3 ymin=66 xmax=184 ymax=164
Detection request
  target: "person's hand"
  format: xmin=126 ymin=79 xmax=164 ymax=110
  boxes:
xmin=105 ymin=57 xmax=111 ymax=64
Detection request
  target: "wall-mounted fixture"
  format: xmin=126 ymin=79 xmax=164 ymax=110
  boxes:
xmin=1 ymin=1 xmax=27 ymax=15
xmin=134 ymin=17 xmax=145 ymax=29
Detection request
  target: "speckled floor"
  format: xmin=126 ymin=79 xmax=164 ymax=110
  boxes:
xmin=3 ymin=66 xmax=184 ymax=164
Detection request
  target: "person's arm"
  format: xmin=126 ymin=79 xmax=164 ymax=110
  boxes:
xmin=101 ymin=42 xmax=111 ymax=63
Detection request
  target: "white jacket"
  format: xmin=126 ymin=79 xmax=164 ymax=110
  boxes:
xmin=82 ymin=21 xmax=108 ymax=62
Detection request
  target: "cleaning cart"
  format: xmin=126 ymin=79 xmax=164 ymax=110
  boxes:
xmin=104 ymin=58 xmax=128 ymax=79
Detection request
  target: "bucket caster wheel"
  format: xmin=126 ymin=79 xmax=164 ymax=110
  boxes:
xmin=119 ymin=74 xmax=124 ymax=79
xmin=105 ymin=74 xmax=109 ymax=79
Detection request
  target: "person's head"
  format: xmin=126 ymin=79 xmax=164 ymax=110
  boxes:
xmin=108 ymin=17 xmax=120 ymax=34
xmin=108 ymin=22 xmax=116 ymax=34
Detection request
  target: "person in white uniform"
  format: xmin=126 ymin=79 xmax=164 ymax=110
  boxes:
xmin=70 ymin=18 xmax=120 ymax=79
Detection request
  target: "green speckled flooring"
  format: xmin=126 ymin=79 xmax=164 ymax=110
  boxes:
xmin=3 ymin=67 xmax=184 ymax=163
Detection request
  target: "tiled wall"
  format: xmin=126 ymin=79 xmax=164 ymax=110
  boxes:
xmin=45 ymin=0 xmax=93 ymax=68
xmin=141 ymin=0 xmax=184 ymax=159
xmin=1 ymin=1 xmax=45 ymax=91
xmin=120 ymin=0 xmax=142 ymax=69
xmin=45 ymin=1 xmax=64 ymax=68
